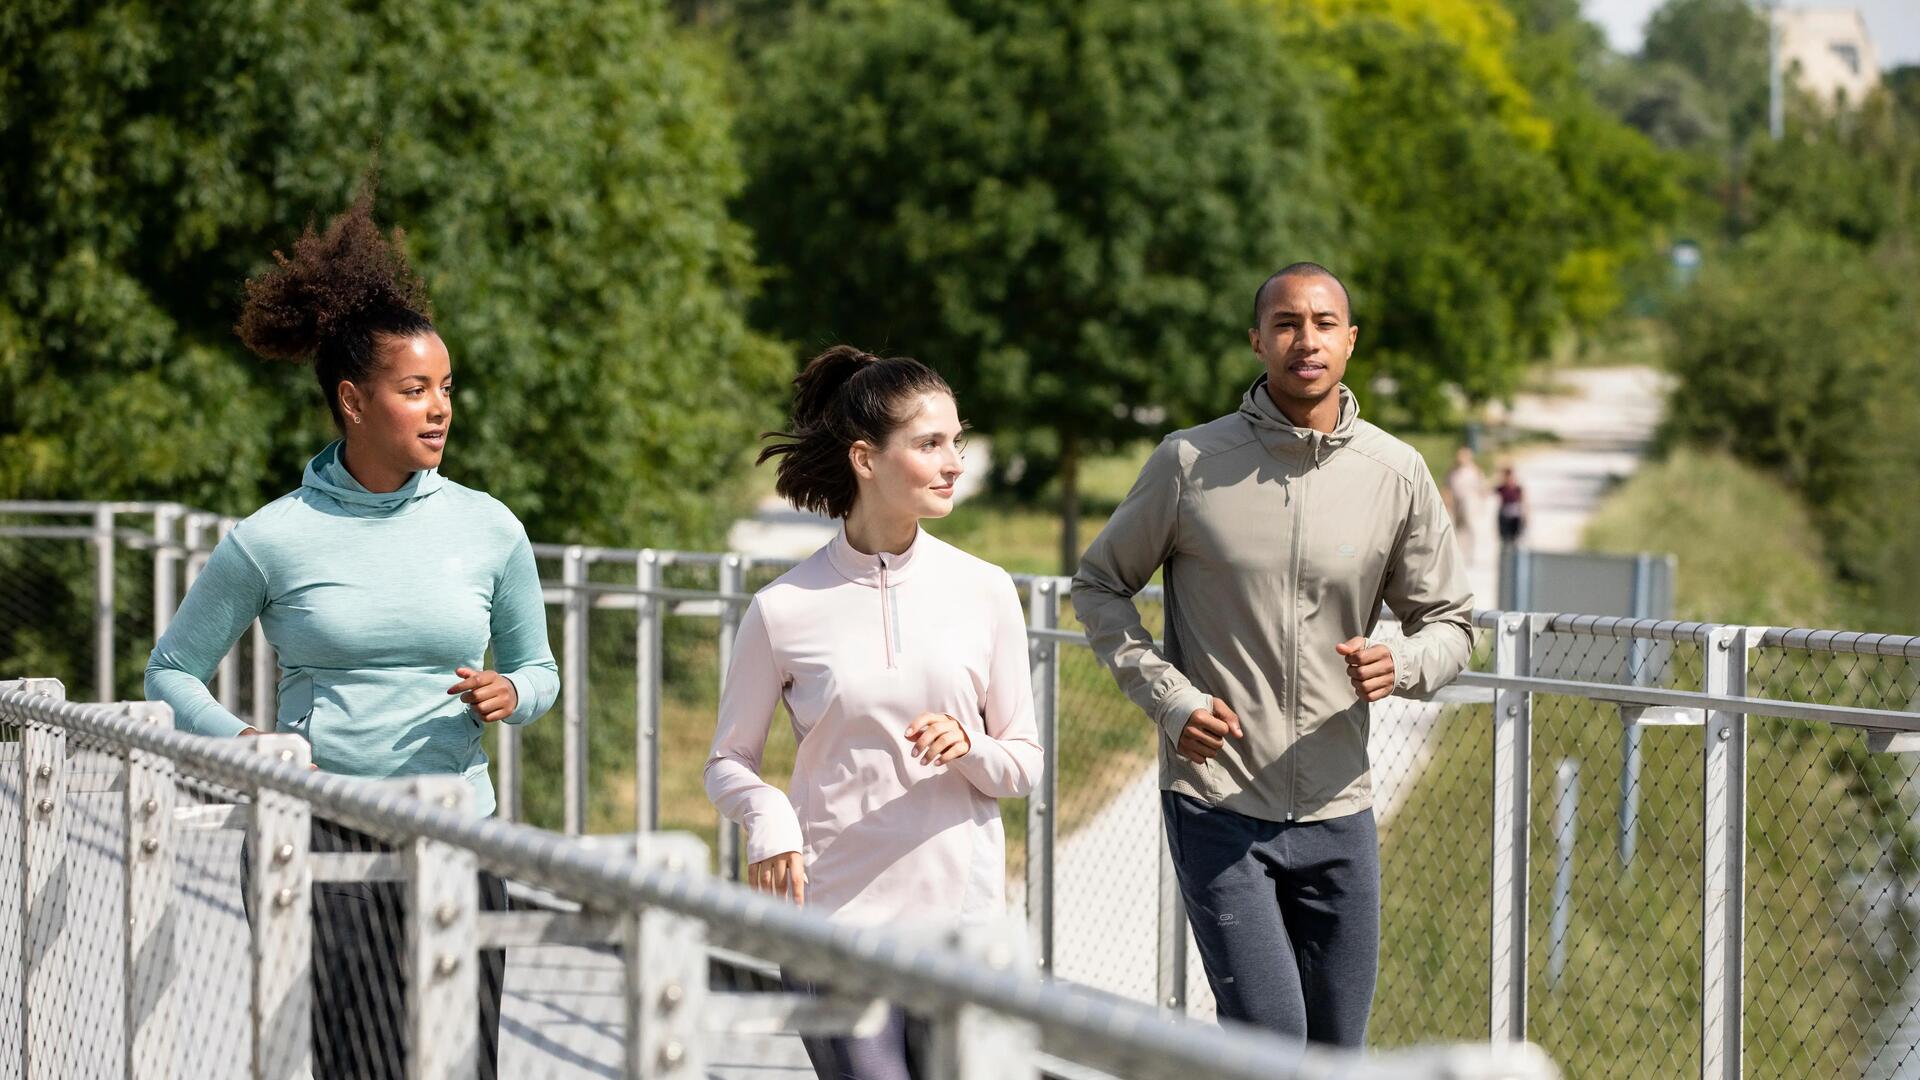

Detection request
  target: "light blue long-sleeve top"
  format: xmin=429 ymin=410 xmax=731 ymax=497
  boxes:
xmin=144 ymin=441 xmax=559 ymax=815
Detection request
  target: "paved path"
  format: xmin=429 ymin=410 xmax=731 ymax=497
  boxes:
xmin=1051 ymin=366 xmax=1669 ymax=1020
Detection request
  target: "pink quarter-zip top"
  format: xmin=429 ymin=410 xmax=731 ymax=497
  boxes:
xmin=704 ymin=527 xmax=1043 ymax=925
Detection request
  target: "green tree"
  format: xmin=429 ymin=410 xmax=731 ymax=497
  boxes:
xmin=1661 ymin=225 xmax=1920 ymax=621
xmin=737 ymin=0 xmax=1339 ymax=570
xmin=1746 ymin=89 xmax=1920 ymax=253
xmin=0 ymin=0 xmax=786 ymax=549
xmin=1274 ymin=7 xmax=1670 ymax=415
xmin=1640 ymin=0 xmax=1770 ymax=140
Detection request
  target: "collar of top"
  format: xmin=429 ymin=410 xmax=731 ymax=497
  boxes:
xmin=1238 ymin=375 xmax=1358 ymax=460
xmin=300 ymin=439 xmax=445 ymax=519
xmin=826 ymin=524 xmax=928 ymax=588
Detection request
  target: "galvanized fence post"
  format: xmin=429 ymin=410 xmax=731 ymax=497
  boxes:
xmin=1620 ymin=554 xmax=1655 ymax=871
xmin=406 ymin=777 xmax=478 ymax=1078
xmin=215 ymin=519 xmax=242 ymax=714
xmin=716 ymin=555 xmax=747 ymax=881
xmin=93 ymin=506 xmax=115 ymax=702
xmin=245 ymin=733 xmax=312 ymax=1080
xmin=151 ymin=505 xmax=180 ymax=639
xmin=1157 ymin=826 xmax=1187 ymax=1012
xmin=1025 ymin=577 xmax=1060 ymax=972
xmin=1548 ymin=759 xmax=1578 ymax=989
xmin=634 ymin=550 xmax=664 ymax=834
xmin=622 ymin=834 xmax=708 ymax=1080
xmin=563 ymin=545 xmax=590 ymax=835
xmin=922 ymin=920 xmax=1039 ymax=1080
xmin=18 ymin=680 xmax=70 ymax=1080
xmin=119 ymin=701 xmax=177 ymax=1080
xmin=250 ymin=619 xmax=274 ymax=733
xmin=1701 ymin=624 xmax=1755 ymax=1080
xmin=1490 ymin=612 xmax=1538 ymax=1043
xmin=182 ymin=512 xmax=213 ymax=590
xmin=494 ymin=718 xmax=520 ymax=825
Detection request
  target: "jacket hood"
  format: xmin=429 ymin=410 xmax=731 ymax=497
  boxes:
xmin=301 ymin=440 xmax=446 ymax=517
xmin=1238 ymin=376 xmax=1359 ymax=453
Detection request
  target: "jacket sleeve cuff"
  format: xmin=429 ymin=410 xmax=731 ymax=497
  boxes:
xmin=744 ymin=811 xmax=805 ymax=866
xmin=503 ymin=670 xmax=542 ymax=725
xmin=1385 ymin=637 xmax=1421 ymax=696
xmin=1155 ymin=687 xmax=1214 ymax=741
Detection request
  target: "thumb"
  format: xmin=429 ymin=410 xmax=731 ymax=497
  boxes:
xmin=1335 ymin=637 xmax=1365 ymax=657
xmin=1213 ymin=698 xmax=1243 ymax=738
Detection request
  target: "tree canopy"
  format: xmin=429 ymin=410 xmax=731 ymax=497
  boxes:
xmin=736 ymin=0 xmax=1341 ymax=566
xmin=0 ymin=0 xmax=786 ymax=547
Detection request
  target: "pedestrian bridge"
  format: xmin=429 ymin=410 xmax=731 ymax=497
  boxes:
xmin=3 ymin=500 xmax=1919 ymax=1079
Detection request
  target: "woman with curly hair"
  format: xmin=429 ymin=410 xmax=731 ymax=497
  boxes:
xmin=145 ymin=188 xmax=556 ymax=1079
xmin=705 ymin=345 xmax=1043 ymax=1080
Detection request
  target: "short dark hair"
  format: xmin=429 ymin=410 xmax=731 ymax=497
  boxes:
xmin=1252 ymin=262 xmax=1351 ymax=327
xmin=757 ymin=345 xmax=954 ymax=519
xmin=235 ymin=183 xmax=436 ymax=428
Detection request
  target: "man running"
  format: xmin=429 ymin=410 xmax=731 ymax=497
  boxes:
xmin=1073 ymin=262 xmax=1473 ymax=1046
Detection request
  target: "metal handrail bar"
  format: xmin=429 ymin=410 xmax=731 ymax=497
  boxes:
xmin=0 ymin=684 xmax=1556 ymax=1080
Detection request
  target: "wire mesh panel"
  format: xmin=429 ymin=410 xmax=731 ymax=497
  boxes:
xmin=1049 ymin=590 xmax=1183 ymax=1005
xmin=0 ymin=509 xmax=97 ymax=694
xmin=1748 ymin=643 xmax=1920 ymax=1080
xmin=0 ymin=698 xmax=630 ymax=1078
xmin=1372 ymin=632 xmax=1494 ymax=1046
xmin=1516 ymin=632 xmax=1708 ymax=1079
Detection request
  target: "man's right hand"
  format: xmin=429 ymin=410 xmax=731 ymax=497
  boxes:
xmin=1177 ymin=698 xmax=1243 ymax=765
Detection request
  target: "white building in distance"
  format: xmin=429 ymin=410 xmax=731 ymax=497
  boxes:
xmin=1774 ymin=7 xmax=1881 ymax=106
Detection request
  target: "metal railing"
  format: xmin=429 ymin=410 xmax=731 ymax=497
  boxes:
xmin=7 ymin=500 xmax=1920 ymax=1078
xmin=0 ymin=679 xmax=1557 ymax=1079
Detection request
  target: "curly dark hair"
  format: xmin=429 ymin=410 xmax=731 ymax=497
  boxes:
xmin=235 ymin=185 xmax=435 ymax=426
xmin=757 ymin=345 xmax=953 ymax=519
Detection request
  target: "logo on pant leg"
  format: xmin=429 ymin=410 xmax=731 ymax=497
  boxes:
xmin=1217 ymin=912 xmax=1236 ymax=925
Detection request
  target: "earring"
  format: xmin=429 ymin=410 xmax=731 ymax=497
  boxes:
xmin=351 ymin=413 xmax=362 ymax=425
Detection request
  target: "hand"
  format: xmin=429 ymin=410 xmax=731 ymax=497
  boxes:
xmin=236 ymin=728 xmax=320 ymax=769
xmin=905 ymin=712 xmax=972 ymax=766
xmin=749 ymin=851 xmax=807 ymax=905
xmin=448 ymin=668 xmax=519 ymax=723
xmin=1177 ymin=698 xmax=1242 ymax=765
xmin=1336 ymin=637 xmax=1396 ymax=702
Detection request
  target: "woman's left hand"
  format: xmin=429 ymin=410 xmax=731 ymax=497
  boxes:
xmin=449 ymin=668 xmax=519 ymax=723
xmin=905 ymin=712 xmax=972 ymax=766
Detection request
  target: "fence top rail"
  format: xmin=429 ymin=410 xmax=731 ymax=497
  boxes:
xmin=1447 ymin=671 xmax=1920 ymax=733
xmin=0 ymin=499 xmax=184 ymax=516
xmin=6 ymin=503 xmax=1911 ymax=659
xmin=1759 ymin=625 xmax=1920 ymax=659
xmin=0 ymin=683 xmax=1552 ymax=1080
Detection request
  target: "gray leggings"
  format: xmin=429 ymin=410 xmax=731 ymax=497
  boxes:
xmin=781 ymin=975 xmax=926 ymax=1080
xmin=1162 ymin=792 xmax=1380 ymax=1046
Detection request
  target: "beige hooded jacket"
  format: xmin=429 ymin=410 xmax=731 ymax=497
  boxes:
xmin=1073 ymin=377 xmax=1474 ymax=823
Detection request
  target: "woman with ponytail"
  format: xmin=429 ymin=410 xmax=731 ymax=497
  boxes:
xmin=705 ymin=346 xmax=1043 ymax=1080
xmin=145 ymin=188 xmax=556 ymax=1079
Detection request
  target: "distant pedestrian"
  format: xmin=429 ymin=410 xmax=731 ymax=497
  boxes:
xmin=1495 ymin=465 xmax=1528 ymax=546
xmin=1443 ymin=446 xmax=1486 ymax=562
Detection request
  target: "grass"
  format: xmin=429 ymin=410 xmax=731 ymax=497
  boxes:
xmin=1582 ymin=448 xmax=1836 ymax=627
xmin=1372 ymin=448 xmax=1910 ymax=1076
